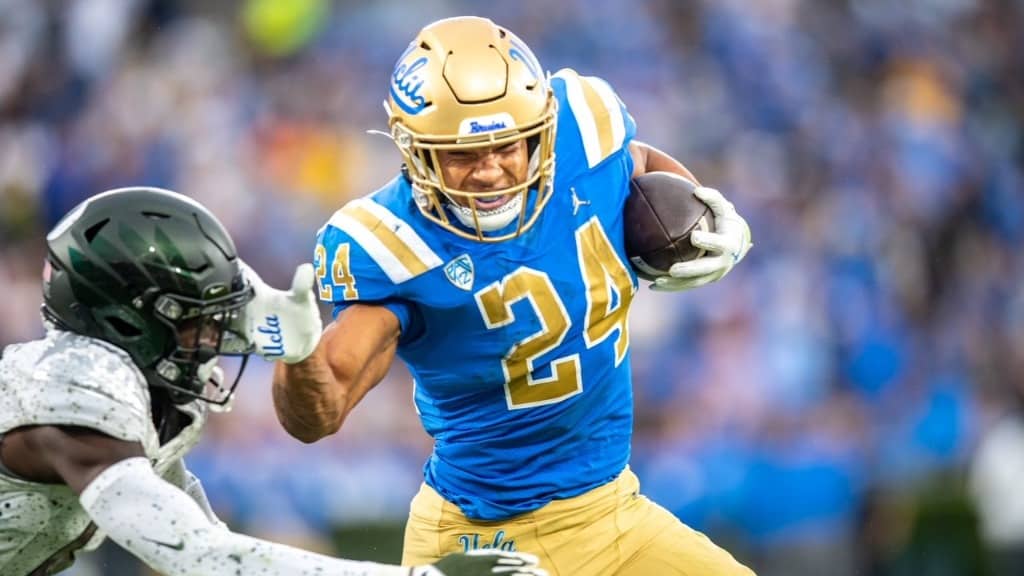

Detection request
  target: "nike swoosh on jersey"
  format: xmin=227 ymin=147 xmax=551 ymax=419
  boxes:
xmin=141 ymin=536 xmax=185 ymax=551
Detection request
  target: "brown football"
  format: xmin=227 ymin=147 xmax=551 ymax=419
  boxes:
xmin=624 ymin=172 xmax=714 ymax=281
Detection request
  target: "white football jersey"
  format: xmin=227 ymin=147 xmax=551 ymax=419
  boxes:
xmin=0 ymin=330 xmax=208 ymax=575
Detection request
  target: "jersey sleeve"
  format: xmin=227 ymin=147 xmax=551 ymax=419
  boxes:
xmin=80 ymin=457 xmax=409 ymax=576
xmin=5 ymin=333 xmax=151 ymax=443
xmin=314 ymin=197 xmax=443 ymax=334
xmin=550 ymin=68 xmax=638 ymax=179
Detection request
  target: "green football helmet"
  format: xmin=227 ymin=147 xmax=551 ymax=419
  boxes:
xmin=42 ymin=187 xmax=254 ymax=405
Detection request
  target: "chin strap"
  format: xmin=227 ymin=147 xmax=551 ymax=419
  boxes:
xmin=445 ymin=194 xmax=524 ymax=233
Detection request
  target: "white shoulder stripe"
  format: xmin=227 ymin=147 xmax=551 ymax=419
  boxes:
xmin=326 ymin=210 xmax=413 ymax=284
xmin=351 ymin=199 xmax=443 ymax=270
xmin=554 ymin=69 xmax=629 ymax=168
xmin=325 ymin=198 xmax=441 ymax=284
xmin=556 ymin=70 xmax=603 ymax=168
xmin=586 ymin=76 xmax=627 ymax=156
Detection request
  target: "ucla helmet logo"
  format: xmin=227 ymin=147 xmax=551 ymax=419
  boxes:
xmin=390 ymin=45 xmax=430 ymax=115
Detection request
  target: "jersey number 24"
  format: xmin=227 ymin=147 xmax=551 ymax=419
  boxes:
xmin=317 ymin=218 xmax=635 ymax=411
xmin=475 ymin=218 xmax=635 ymax=410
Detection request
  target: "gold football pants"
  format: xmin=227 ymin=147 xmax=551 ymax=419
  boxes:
xmin=402 ymin=467 xmax=755 ymax=576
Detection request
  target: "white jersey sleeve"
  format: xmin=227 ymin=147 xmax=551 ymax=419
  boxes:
xmin=0 ymin=331 xmax=152 ymax=445
xmin=81 ymin=458 xmax=409 ymax=576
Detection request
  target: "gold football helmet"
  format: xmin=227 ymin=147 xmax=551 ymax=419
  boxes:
xmin=386 ymin=16 xmax=557 ymax=242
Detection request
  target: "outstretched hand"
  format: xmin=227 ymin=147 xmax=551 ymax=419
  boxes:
xmin=412 ymin=549 xmax=549 ymax=576
xmin=242 ymin=262 xmax=323 ymax=364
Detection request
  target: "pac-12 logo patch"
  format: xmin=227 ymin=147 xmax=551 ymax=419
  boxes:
xmin=444 ymin=254 xmax=474 ymax=291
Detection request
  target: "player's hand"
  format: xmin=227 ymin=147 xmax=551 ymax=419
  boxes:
xmin=242 ymin=262 xmax=322 ymax=364
xmin=652 ymin=186 xmax=752 ymax=292
xmin=411 ymin=549 xmax=549 ymax=576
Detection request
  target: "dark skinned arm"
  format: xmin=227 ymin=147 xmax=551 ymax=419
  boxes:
xmin=272 ymin=303 xmax=401 ymax=443
xmin=0 ymin=425 xmax=144 ymax=494
xmin=629 ymin=140 xmax=700 ymax=183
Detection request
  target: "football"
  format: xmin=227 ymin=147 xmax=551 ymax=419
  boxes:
xmin=624 ymin=171 xmax=714 ymax=281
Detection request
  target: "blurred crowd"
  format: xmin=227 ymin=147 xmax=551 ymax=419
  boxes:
xmin=1 ymin=0 xmax=1022 ymax=574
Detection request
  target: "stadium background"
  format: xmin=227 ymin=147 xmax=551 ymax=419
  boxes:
xmin=0 ymin=0 xmax=1021 ymax=574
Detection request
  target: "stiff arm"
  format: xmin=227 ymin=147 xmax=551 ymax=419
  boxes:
xmin=1 ymin=425 xmax=410 ymax=576
xmin=273 ymin=303 xmax=402 ymax=443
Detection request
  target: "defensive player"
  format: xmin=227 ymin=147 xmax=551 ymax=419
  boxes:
xmin=0 ymin=187 xmax=547 ymax=576
xmin=274 ymin=16 xmax=754 ymax=576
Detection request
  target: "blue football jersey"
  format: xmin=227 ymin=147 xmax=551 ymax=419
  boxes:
xmin=314 ymin=69 xmax=639 ymax=520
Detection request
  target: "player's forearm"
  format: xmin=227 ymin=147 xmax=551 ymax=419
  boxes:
xmin=272 ymin=342 xmax=348 ymax=443
xmin=630 ymin=140 xmax=700 ymax=184
xmin=80 ymin=458 xmax=409 ymax=576
xmin=274 ymin=305 xmax=401 ymax=443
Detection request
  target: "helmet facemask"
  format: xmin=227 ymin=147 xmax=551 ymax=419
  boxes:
xmin=393 ymin=99 xmax=557 ymax=241
xmin=147 ymin=285 xmax=254 ymax=406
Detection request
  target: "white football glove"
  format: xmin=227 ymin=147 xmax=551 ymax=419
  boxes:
xmin=651 ymin=186 xmax=753 ymax=292
xmin=242 ymin=262 xmax=323 ymax=364
xmin=412 ymin=550 xmax=548 ymax=576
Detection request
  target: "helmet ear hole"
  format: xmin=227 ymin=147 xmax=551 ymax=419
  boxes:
xmin=104 ymin=315 xmax=144 ymax=338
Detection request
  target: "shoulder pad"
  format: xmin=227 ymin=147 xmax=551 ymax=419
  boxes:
xmin=314 ymin=197 xmax=443 ymax=304
xmin=0 ymin=332 xmax=151 ymax=442
xmin=551 ymin=68 xmax=637 ymax=170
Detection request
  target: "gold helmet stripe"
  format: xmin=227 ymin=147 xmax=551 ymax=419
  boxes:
xmin=327 ymin=199 xmax=442 ymax=284
xmin=554 ymin=68 xmax=627 ymax=168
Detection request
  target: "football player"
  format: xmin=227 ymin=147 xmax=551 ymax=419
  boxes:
xmin=0 ymin=187 xmax=547 ymax=576
xmin=273 ymin=16 xmax=754 ymax=576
